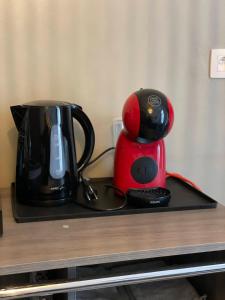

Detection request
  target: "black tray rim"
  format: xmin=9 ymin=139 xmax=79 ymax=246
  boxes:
xmin=11 ymin=177 xmax=217 ymax=223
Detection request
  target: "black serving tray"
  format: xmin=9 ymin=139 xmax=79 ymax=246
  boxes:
xmin=11 ymin=177 xmax=217 ymax=223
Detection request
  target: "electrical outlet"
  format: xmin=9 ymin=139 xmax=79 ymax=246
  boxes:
xmin=112 ymin=118 xmax=123 ymax=146
xmin=210 ymin=49 xmax=225 ymax=78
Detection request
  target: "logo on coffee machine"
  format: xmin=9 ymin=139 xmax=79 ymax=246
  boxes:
xmin=148 ymin=95 xmax=161 ymax=107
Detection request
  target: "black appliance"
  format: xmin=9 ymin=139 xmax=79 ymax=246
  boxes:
xmin=11 ymin=101 xmax=95 ymax=206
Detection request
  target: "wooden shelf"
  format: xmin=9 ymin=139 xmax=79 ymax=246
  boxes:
xmin=0 ymin=188 xmax=225 ymax=276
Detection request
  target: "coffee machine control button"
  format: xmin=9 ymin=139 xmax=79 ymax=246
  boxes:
xmin=131 ymin=157 xmax=158 ymax=184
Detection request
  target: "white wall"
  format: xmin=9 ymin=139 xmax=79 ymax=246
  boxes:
xmin=0 ymin=0 xmax=225 ymax=203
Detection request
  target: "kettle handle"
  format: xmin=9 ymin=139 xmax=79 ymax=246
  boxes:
xmin=71 ymin=105 xmax=95 ymax=172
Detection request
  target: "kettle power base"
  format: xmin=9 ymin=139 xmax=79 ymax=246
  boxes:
xmin=11 ymin=177 xmax=217 ymax=223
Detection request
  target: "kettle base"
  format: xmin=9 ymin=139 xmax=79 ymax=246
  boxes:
xmin=16 ymin=195 xmax=72 ymax=207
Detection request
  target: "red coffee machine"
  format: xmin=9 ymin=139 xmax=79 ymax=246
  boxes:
xmin=114 ymin=89 xmax=174 ymax=193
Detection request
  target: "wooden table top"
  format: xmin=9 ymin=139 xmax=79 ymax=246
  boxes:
xmin=1 ymin=188 xmax=225 ymax=276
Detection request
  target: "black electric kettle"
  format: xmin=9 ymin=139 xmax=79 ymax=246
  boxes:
xmin=11 ymin=100 xmax=95 ymax=206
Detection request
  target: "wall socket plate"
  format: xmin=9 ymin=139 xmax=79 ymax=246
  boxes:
xmin=112 ymin=118 xmax=123 ymax=146
xmin=210 ymin=49 xmax=225 ymax=78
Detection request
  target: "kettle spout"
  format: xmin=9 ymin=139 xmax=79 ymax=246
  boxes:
xmin=10 ymin=105 xmax=27 ymax=130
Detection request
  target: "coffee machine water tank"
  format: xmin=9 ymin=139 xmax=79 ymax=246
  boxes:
xmin=11 ymin=101 xmax=95 ymax=206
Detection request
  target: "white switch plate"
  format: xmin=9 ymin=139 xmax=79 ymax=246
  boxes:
xmin=210 ymin=49 xmax=225 ymax=78
xmin=112 ymin=118 xmax=123 ymax=146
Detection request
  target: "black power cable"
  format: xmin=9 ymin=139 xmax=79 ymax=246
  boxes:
xmin=78 ymin=147 xmax=127 ymax=210
xmin=86 ymin=147 xmax=115 ymax=167
xmin=79 ymin=146 xmax=115 ymax=180
xmin=78 ymin=146 xmax=115 ymax=186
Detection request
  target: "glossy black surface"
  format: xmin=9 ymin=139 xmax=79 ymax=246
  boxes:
xmin=131 ymin=157 xmax=158 ymax=184
xmin=23 ymin=100 xmax=72 ymax=107
xmin=126 ymin=187 xmax=171 ymax=208
xmin=11 ymin=177 xmax=217 ymax=223
xmin=11 ymin=101 xmax=95 ymax=206
xmin=135 ymin=89 xmax=170 ymax=141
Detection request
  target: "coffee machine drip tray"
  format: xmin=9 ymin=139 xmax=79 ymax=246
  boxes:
xmin=11 ymin=177 xmax=217 ymax=223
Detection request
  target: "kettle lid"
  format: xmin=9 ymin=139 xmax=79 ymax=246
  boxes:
xmin=23 ymin=100 xmax=71 ymax=107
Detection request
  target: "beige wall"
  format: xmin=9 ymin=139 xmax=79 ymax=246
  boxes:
xmin=0 ymin=0 xmax=225 ymax=203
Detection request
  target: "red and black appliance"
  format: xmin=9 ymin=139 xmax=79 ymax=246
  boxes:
xmin=114 ymin=89 xmax=174 ymax=194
